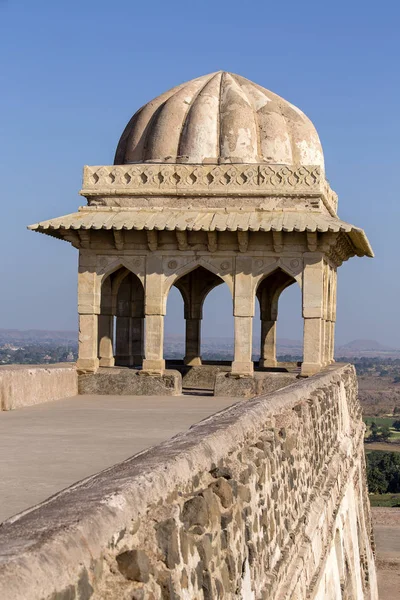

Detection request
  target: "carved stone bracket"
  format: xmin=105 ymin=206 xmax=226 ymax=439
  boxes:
xmin=237 ymin=231 xmax=249 ymax=253
xmin=176 ymin=231 xmax=188 ymax=251
xmin=113 ymin=230 xmax=124 ymax=250
xmin=146 ymin=230 xmax=158 ymax=251
xmin=207 ymin=231 xmax=218 ymax=253
xmin=78 ymin=230 xmax=91 ymax=248
xmin=272 ymin=231 xmax=283 ymax=253
xmin=307 ymin=232 xmax=318 ymax=252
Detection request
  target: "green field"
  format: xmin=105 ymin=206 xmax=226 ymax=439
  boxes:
xmin=369 ymin=493 xmax=400 ymax=507
xmin=364 ymin=416 xmax=398 ymax=427
xmin=363 ymin=417 xmax=400 ymax=440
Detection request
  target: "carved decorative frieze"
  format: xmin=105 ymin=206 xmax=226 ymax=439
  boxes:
xmin=81 ymin=164 xmax=337 ymax=215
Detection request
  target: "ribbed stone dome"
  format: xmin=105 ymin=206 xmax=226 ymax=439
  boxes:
xmin=114 ymin=71 xmax=324 ymax=169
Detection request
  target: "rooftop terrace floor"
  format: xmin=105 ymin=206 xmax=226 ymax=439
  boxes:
xmin=0 ymin=394 xmax=239 ymax=523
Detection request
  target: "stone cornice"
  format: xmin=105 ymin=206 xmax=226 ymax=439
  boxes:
xmin=81 ymin=164 xmax=338 ymax=216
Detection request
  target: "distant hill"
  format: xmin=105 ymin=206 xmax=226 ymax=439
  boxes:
xmin=337 ymin=339 xmax=396 ymax=352
xmin=0 ymin=329 xmax=77 ymax=344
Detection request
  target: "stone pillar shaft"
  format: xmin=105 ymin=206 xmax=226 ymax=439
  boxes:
xmin=77 ymin=314 xmax=99 ymax=373
xmin=259 ymin=319 xmax=277 ymax=368
xmin=98 ymin=314 xmax=114 ymax=367
xmin=301 ymin=254 xmax=324 ymax=377
xmin=301 ymin=317 xmax=323 ymax=376
xmin=184 ymin=318 xmax=202 ymax=366
xmin=143 ymin=314 xmax=165 ymax=373
xmin=232 ymin=316 xmax=254 ymax=375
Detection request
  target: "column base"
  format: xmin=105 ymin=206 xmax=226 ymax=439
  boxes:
xmin=231 ymin=361 xmax=254 ymax=376
xmin=259 ymin=358 xmax=278 ymax=369
xmin=76 ymin=358 xmax=99 ymax=374
xmin=184 ymin=356 xmax=202 ymax=366
xmin=142 ymin=359 xmax=165 ymax=374
xmin=300 ymin=362 xmax=322 ymax=377
xmin=99 ymin=357 xmax=115 ymax=368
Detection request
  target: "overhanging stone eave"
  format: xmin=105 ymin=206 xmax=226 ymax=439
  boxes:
xmin=27 ymin=210 xmax=373 ymax=259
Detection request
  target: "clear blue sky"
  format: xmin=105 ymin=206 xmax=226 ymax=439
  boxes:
xmin=0 ymin=0 xmax=399 ymax=346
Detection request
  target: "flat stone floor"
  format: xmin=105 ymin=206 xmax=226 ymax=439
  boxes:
xmin=0 ymin=394 xmax=240 ymax=523
xmin=372 ymin=508 xmax=400 ymax=599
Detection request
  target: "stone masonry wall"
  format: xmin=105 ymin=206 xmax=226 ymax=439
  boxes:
xmin=0 ymin=365 xmax=377 ymax=599
xmin=0 ymin=363 xmax=78 ymax=410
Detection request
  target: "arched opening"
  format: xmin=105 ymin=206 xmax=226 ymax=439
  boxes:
xmin=98 ymin=267 xmax=144 ymax=368
xmin=164 ymin=266 xmax=232 ymax=365
xmin=254 ymin=268 xmax=303 ymax=369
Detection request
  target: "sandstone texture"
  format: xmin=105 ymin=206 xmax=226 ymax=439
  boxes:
xmin=78 ymin=368 xmax=182 ymax=396
xmin=0 ymin=363 xmax=77 ymax=410
xmin=0 ymin=365 xmax=378 ymax=599
xmin=214 ymin=371 xmax=298 ymax=398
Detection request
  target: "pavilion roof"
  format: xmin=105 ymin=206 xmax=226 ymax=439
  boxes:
xmin=28 ymin=208 xmax=373 ymax=258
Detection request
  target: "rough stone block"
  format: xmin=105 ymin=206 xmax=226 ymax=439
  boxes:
xmin=214 ymin=371 xmax=297 ymax=398
xmin=78 ymin=368 xmax=182 ymax=395
xmin=0 ymin=364 xmax=78 ymax=411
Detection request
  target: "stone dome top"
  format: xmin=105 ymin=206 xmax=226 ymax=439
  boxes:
xmin=114 ymin=71 xmax=324 ymax=169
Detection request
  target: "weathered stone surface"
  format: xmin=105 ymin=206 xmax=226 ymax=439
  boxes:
xmin=78 ymin=368 xmax=182 ymax=396
xmin=214 ymin=371 xmax=297 ymax=398
xmin=0 ymin=365 xmax=378 ymax=600
xmin=180 ymin=364 xmax=231 ymax=391
xmin=116 ymin=549 xmax=150 ymax=582
xmin=181 ymin=496 xmax=209 ymax=530
xmin=0 ymin=364 xmax=77 ymax=411
xmin=210 ymin=478 xmax=233 ymax=508
xmin=155 ymin=519 xmax=180 ymax=568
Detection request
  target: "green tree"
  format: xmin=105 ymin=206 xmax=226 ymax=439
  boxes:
xmin=367 ymin=467 xmax=388 ymax=494
xmin=367 ymin=451 xmax=400 ymax=494
xmin=393 ymin=420 xmax=400 ymax=431
xmin=370 ymin=422 xmax=379 ymax=441
xmin=380 ymin=426 xmax=392 ymax=442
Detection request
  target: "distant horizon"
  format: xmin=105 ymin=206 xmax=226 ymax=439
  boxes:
xmin=0 ymin=326 xmax=399 ymax=353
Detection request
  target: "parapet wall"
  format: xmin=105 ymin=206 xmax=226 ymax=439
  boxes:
xmin=0 ymin=364 xmax=78 ymax=410
xmin=0 ymin=364 xmax=378 ymax=599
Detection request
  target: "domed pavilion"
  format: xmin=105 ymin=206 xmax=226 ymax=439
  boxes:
xmin=29 ymin=72 xmax=373 ymax=389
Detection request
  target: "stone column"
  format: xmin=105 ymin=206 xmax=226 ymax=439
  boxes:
xmin=259 ymin=319 xmax=277 ymax=368
xmin=142 ymin=256 xmax=165 ymax=373
xmin=232 ymin=316 xmax=254 ymax=375
xmin=329 ymin=269 xmax=337 ymax=363
xmin=98 ymin=314 xmax=114 ymax=367
xmin=143 ymin=314 xmax=165 ymax=372
xmin=115 ymin=316 xmax=133 ymax=366
xmin=301 ymin=254 xmax=324 ymax=377
xmin=232 ymin=257 xmax=254 ymax=376
xmin=130 ymin=317 xmax=144 ymax=366
xmin=76 ymin=251 xmax=100 ymax=373
xmin=184 ymin=318 xmax=202 ymax=366
xmin=77 ymin=314 xmax=100 ymax=373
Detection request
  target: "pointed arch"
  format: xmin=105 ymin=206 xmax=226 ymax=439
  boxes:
xmin=163 ymin=257 xmax=234 ymax=307
xmin=164 ymin=262 xmax=233 ymax=366
xmin=98 ymin=265 xmax=145 ymax=368
xmin=98 ymin=258 xmax=145 ymax=287
xmin=255 ymin=267 xmax=302 ymax=369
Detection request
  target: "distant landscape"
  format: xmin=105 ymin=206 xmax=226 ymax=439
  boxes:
xmin=1 ymin=328 xmax=400 ymax=509
xmin=1 ymin=328 xmax=399 ymax=361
